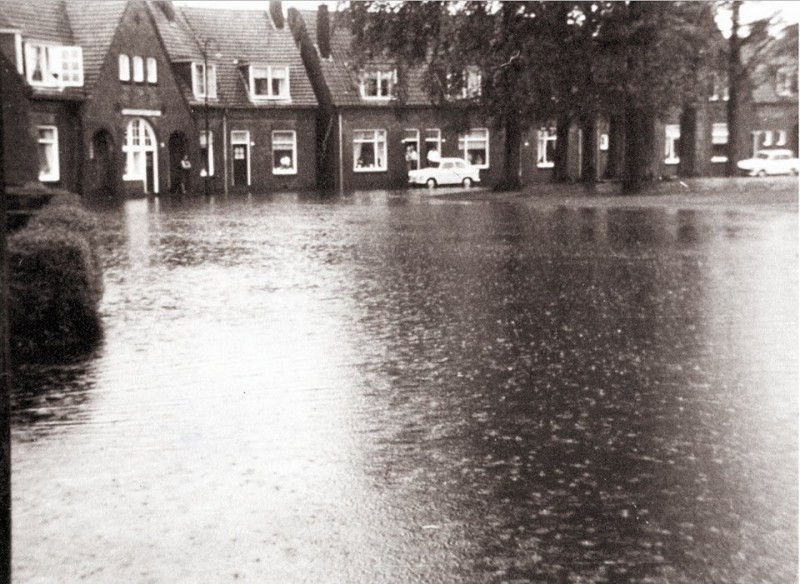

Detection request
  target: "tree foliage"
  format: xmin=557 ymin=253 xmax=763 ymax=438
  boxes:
xmin=345 ymin=1 xmax=723 ymax=192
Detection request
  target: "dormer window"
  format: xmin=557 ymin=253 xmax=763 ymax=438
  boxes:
xmin=192 ymin=62 xmax=217 ymax=99
xmin=360 ymin=70 xmax=395 ymax=100
xmin=24 ymin=42 xmax=83 ymax=88
xmin=776 ymin=67 xmax=797 ymax=97
xmin=708 ymin=73 xmax=728 ymax=101
xmin=249 ymin=65 xmax=290 ymax=100
xmin=464 ymin=67 xmax=482 ymax=98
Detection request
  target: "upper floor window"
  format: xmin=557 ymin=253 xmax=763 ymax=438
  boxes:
xmin=709 ymin=73 xmax=729 ymax=101
xmin=192 ymin=62 xmax=217 ymax=99
xmin=249 ymin=65 xmax=290 ymax=100
xmin=25 ymin=42 xmax=83 ymax=87
xmin=360 ymin=70 xmax=394 ymax=100
xmin=132 ymin=56 xmax=144 ymax=83
xmin=147 ymin=57 xmax=157 ymax=84
xmin=119 ymin=54 xmax=130 ymax=82
xmin=776 ymin=67 xmax=797 ymax=97
xmin=464 ymin=67 xmax=482 ymax=98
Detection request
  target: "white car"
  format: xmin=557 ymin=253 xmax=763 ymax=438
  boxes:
xmin=408 ymin=157 xmax=481 ymax=188
xmin=737 ymin=149 xmax=800 ymax=176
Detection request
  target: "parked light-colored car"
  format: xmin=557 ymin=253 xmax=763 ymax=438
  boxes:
xmin=408 ymin=157 xmax=481 ymax=188
xmin=737 ymin=149 xmax=800 ymax=176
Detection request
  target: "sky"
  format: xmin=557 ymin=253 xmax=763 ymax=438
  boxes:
xmin=174 ymin=0 xmax=800 ymax=29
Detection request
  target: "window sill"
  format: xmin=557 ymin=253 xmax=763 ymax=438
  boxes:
xmin=710 ymin=156 xmax=728 ymax=163
xmin=123 ymin=174 xmax=144 ymax=181
xmin=273 ymin=169 xmax=297 ymax=175
xmin=664 ymin=159 xmax=679 ymax=165
xmin=354 ymin=167 xmax=388 ymax=173
xmin=361 ymin=96 xmax=392 ymax=101
xmin=38 ymin=175 xmax=59 ymax=183
xmin=537 ymin=163 xmax=554 ymax=169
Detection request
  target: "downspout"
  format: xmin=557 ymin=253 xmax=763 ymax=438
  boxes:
xmin=338 ymin=111 xmax=343 ymax=196
xmin=223 ymin=108 xmax=229 ymax=197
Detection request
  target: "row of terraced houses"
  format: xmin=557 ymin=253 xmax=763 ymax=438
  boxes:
xmin=0 ymin=0 xmax=797 ymax=198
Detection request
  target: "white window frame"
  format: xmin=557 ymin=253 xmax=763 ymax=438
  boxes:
xmin=24 ymin=42 xmax=83 ymax=88
xmin=762 ymin=130 xmax=773 ymax=147
xmin=463 ymin=67 xmax=482 ymax=98
xmin=192 ymin=62 xmax=217 ymax=99
xmin=353 ymin=129 xmax=388 ymax=172
xmin=664 ymin=124 xmax=680 ymax=165
xmin=122 ymin=117 xmax=158 ymax=194
xmin=458 ymin=128 xmax=489 ymax=169
xmin=777 ymin=130 xmax=787 ymax=146
xmin=147 ymin=57 xmax=157 ymax=84
xmin=119 ymin=53 xmax=130 ymax=82
xmin=403 ymin=129 xmax=421 ymax=170
xmin=249 ymin=65 xmax=291 ymax=101
xmin=599 ymin=133 xmax=609 ymax=151
xmin=424 ymin=128 xmax=441 ymax=166
xmin=776 ymin=68 xmax=797 ymax=97
xmin=231 ymin=130 xmax=251 ymax=186
xmin=200 ymin=131 xmax=214 ymax=177
xmin=360 ymin=70 xmax=394 ymax=100
xmin=711 ymin=122 xmax=729 ymax=162
xmin=132 ymin=55 xmax=144 ymax=83
xmin=537 ymin=127 xmax=557 ymax=168
xmin=36 ymin=125 xmax=59 ymax=182
xmin=272 ymin=130 xmax=297 ymax=175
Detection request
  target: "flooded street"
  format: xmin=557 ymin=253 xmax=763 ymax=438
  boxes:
xmin=11 ymin=188 xmax=798 ymax=583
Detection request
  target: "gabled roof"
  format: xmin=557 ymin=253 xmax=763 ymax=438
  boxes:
xmin=64 ymin=0 xmax=127 ymax=92
xmin=149 ymin=2 xmax=316 ymax=108
xmin=296 ymin=9 xmax=431 ymax=107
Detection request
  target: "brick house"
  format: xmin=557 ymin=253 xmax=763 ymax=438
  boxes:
xmin=147 ymin=0 xmax=318 ymax=195
xmin=0 ymin=0 xmax=87 ymax=193
xmin=289 ymin=6 xmax=504 ymax=193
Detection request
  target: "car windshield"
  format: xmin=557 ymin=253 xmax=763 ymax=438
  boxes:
xmin=756 ymin=152 xmax=771 ymax=159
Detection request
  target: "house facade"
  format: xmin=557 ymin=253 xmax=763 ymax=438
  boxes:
xmin=289 ymin=7 xmax=504 ymax=194
xmin=147 ymin=0 xmax=318 ymax=196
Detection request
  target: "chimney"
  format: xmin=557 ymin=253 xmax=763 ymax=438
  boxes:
xmin=269 ymin=0 xmax=284 ymax=29
xmin=317 ymin=5 xmax=331 ymax=59
xmin=154 ymin=0 xmax=175 ymax=22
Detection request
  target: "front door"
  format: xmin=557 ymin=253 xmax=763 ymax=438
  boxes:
xmin=231 ymin=131 xmax=250 ymax=187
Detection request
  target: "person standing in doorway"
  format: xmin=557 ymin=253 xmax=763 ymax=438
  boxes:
xmin=180 ymin=154 xmax=192 ymax=194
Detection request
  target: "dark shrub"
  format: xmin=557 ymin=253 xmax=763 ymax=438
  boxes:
xmin=8 ymin=195 xmax=103 ymax=362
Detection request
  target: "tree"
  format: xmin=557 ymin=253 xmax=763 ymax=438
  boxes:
xmin=347 ymin=1 xmax=719 ymax=193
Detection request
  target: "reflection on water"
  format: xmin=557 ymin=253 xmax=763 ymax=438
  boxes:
xmin=12 ymin=193 xmax=798 ymax=583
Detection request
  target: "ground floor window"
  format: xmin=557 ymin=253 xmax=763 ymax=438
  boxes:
xmin=664 ymin=124 xmax=680 ymax=165
xmin=403 ymin=129 xmax=420 ymax=171
xmin=459 ymin=128 xmax=489 ymax=168
xmin=537 ymin=127 xmax=556 ymax=168
xmin=353 ymin=129 xmax=387 ymax=172
xmin=200 ymin=131 xmax=214 ymax=177
xmin=272 ymin=130 xmax=297 ymax=174
xmin=36 ymin=125 xmax=59 ymax=182
xmin=123 ymin=118 xmax=156 ymax=179
xmin=711 ymin=123 xmax=728 ymax=162
xmin=423 ymin=129 xmax=441 ymax=167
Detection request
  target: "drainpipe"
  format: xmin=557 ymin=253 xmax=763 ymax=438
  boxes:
xmin=0 ymin=56 xmax=11 ymax=584
xmin=338 ymin=111 xmax=343 ymax=196
xmin=223 ymin=109 xmax=229 ymax=197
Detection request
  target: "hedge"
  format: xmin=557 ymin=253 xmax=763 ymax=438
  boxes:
xmin=8 ymin=193 xmax=103 ymax=362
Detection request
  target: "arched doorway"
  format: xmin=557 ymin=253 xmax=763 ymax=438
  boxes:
xmin=122 ymin=118 xmax=158 ymax=195
xmin=168 ymin=131 xmax=188 ymax=194
xmin=91 ymin=129 xmax=116 ymax=199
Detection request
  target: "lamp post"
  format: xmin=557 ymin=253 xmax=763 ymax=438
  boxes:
xmin=202 ymin=38 xmax=220 ymax=198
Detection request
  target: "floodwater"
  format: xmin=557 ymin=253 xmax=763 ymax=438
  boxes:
xmin=11 ymin=187 xmax=798 ymax=583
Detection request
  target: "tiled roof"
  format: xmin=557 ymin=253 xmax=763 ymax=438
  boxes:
xmin=297 ymin=8 xmax=431 ymax=107
xmin=0 ymin=0 xmax=73 ymax=44
xmin=149 ymin=2 xmax=316 ymax=108
xmin=65 ymin=0 xmax=127 ymax=92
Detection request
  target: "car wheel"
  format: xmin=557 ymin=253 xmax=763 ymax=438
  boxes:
xmin=462 ymin=177 xmax=473 ymax=188
xmin=756 ymin=169 xmax=767 ymax=177
xmin=791 ymin=168 xmax=799 ymax=176
xmin=426 ymin=178 xmax=437 ymax=188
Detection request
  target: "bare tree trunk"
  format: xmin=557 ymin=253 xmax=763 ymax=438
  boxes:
xmin=604 ymin=113 xmax=624 ymax=179
xmin=580 ymin=114 xmax=596 ymax=183
xmin=678 ymin=105 xmax=697 ymax=177
xmin=623 ymin=104 xmax=656 ymax=193
xmin=552 ymin=113 xmax=570 ymax=182
xmin=494 ymin=113 xmax=522 ymax=191
xmin=725 ymin=0 xmax=741 ymax=176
